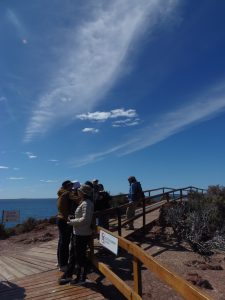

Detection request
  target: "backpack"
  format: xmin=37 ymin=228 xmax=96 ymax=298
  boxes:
xmin=134 ymin=182 xmax=145 ymax=201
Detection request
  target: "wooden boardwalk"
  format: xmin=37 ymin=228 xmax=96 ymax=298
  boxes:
xmin=0 ymin=208 xmax=160 ymax=299
xmin=0 ymin=269 xmax=104 ymax=300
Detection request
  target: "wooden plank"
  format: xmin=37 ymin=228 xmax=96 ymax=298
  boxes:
xmin=28 ymin=246 xmax=57 ymax=255
xmin=92 ymin=257 xmax=141 ymax=300
xmin=24 ymin=250 xmax=56 ymax=262
xmin=0 ymin=256 xmax=25 ymax=279
xmin=11 ymin=254 xmax=54 ymax=270
xmin=2 ymin=255 xmax=48 ymax=275
xmin=133 ymin=256 xmax=142 ymax=296
xmin=8 ymin=269 xmax=104 ymax=300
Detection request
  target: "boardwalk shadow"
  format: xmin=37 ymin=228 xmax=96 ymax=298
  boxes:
xmin=0 ymin=281 xmax=25 ymax=300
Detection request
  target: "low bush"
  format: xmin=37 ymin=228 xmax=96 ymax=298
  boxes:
xmin=164 ymin=185 xmax=225 ymax=255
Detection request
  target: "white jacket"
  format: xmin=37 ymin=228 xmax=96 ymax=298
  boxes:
xmin=69 ymin=198 xmax=94 ymax=236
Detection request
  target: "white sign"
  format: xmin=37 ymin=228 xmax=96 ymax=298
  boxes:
xmin=99 ymin=230 xmax=118 ymax=255
xmin=3 ymin=210 xmax=20 ymax=222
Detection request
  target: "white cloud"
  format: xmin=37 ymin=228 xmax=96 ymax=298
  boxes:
xmin=8 ymin=177 xmax=25 ymax=180
xmin=110 ymin=109 xmax=137 ymax=118
xmin=0 ymin=166 xmax=8 ymax=169
xmin=77 ymin=111 xmax=111 ymax=121
xmin=48 ymin=159 xmax=59 ymax=162
xmin=40 ymin=179 xmax=57 ymax=183
xmin=25 ymin=0 xmax=178 ymax=141
xmin=112 ymin=118 xmax=140 ymax=127
xmin=77 ymin=108 xmax=137 ymax=122
xmin=72 ymin=82 xmax=225 ymax=166
xmin=82 ymin=128 xmax=99 ymax=133
xmin=25 ymin=152 xmax=37 ymax=159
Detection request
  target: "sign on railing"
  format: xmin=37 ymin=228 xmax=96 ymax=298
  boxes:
xmin=99 ymin=229 xmax=118 ymax=255
xmin=2 ymin=210 xmax=20 ymax=223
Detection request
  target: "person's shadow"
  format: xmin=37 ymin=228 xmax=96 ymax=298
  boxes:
xmin=0 ymin=281 xmax=25 ymax=300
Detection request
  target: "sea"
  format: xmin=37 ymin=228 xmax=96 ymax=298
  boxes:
xmin=0 ymin=198 xmax=57 ymax=228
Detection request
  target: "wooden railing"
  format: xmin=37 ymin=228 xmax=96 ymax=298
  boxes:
xmin=94 ymin=186 xmax=207 ymax=237
xmin=91 ymin=186 xmax=211 ymax=300
xmin=90 ymin=227 xmax=211 ymax=300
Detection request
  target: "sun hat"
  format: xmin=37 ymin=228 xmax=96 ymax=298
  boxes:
xmin=78 ymin=184 xmax=93 ymax=196
xmin=72 ymin=181 xmax=81 ymax=190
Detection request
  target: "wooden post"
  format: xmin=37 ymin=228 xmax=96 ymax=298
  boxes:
xmin=133 ymin=256 xmax=142 ymax=297
xmin=1 ymin=210 xmax=4 ymax=225
xmin=180 ymin=189 xmax=183 ymax=202
xmin=117 ymin=207 xmax=122 ymax=236
xmin=142 ymin=197 xmax=146 ymax=235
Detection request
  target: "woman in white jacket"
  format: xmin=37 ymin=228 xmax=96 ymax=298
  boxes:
xmin=67 ymin=184 xmax=94 ymax=284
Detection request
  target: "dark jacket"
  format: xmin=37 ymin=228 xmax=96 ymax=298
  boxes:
xmin=57 ymin=188 xmax=72 ymax=220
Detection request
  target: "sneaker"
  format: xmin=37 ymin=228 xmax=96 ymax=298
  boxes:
xmin=58 ymin=276 xmax=72 ymax=285
xmin=126 ymin=225 xmax=134 ymax=230
xmin=70 ymin=277 xmax=86 ymax=285
xmin=59 ymin=265 xmax=68 ymax=272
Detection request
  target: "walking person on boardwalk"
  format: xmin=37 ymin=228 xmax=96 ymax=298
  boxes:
xmin=126 ymin=176 xmax=144 ymax=230
xmin=67 ymin=184 xmax=94 ymax=284
xmin=57 ymin=180 xmax=73 ymax=272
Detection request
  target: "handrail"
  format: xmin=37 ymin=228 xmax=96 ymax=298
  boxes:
xmin=91 ymin=185 xmax=211 ymax=299
xmin=94 ymin=185 xmax=206 ymax=236
xmin=91 ymin=227 xmax=212 ymax=300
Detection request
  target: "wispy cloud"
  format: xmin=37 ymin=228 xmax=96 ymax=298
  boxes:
xmin=40 ymin=179 xmax=57 ymax=183
xmin=24 ymin=152 xmax=37 ymax=159
xmin=48 ymin=159 xmax=59 ymax=162
xmin=82 ymin=128 xmax=99 ymax=133
xmin=6 ymin=8 xmax=28 ymax=44
xmin=25 ymin=0 xmax=178 ymax=141
xmin=8 ymin=177 xmax=25 ymax=180
xmin=0 ymin=166 xmax=9 ymax=169
xmin=112 ymin=118 xmax=140 ymax=127
xmin=0 ymin=96 xmax=7 ymax=102
xmin=77 ymin=108 xmax=137 ymax=122
xmin=72 ymin=82 xmax=225 ymax=166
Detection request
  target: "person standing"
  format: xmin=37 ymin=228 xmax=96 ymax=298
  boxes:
xmin=67 ymin=184 xmax=94 ymax=284
xmin=58 ymin=181 xmax=81 ymax=284
xmin=95 ymin=184 xmax=111 ymax=229
xmin=57 ymin=180 xmax=73 ymax=271
xmin=126 ymin=176 xmax=144 ymax=230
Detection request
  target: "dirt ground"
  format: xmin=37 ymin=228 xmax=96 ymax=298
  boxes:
xmin=1 ymin=224 xmax=225 ymax=300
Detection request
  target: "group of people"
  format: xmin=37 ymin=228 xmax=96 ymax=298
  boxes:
xmin=56 ymin=176 xmax=144 ymax=285
xmin=56 ymin=178 xmax=111 ymax=285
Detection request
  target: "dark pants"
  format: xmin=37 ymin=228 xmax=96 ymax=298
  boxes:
xmin=57 ymin=218 xmax=72 ymax=267
xmin=75 ymin=235 xmax=91 ymax=279
xmin=64 ymin=234 xmax=77 ymax=277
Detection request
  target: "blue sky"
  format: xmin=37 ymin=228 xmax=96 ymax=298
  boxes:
xmin=1 ymin=0 xmax=225 ymax=199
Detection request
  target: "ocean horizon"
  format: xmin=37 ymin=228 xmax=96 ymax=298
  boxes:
xmin=0 ymin=198 xmax=57 ymax=228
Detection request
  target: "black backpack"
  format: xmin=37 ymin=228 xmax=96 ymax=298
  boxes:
xmin=135 ymin=182 xmax=145 ymax=201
